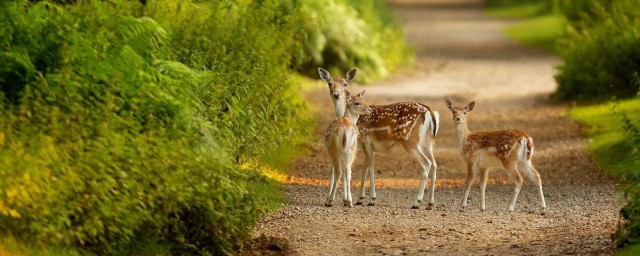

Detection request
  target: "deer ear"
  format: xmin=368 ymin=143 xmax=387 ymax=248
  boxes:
xmin=445 ymin=99 xmax=454 ymax=111
xmin=318 ymin=68 xmax=331 ymax=82
xmin=466 ymin=101 xmax=476 ymax=112
xmin=345 ymin=68 xmax=357 ymax=83
xmin=357 ymin=89 xmax=366 ymax=98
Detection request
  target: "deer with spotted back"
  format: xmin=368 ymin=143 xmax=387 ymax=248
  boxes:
xmin=325 ymin=90 xmax=372 ymax=207
xmin=445 ymin=99 xmax=547 ymax=214
xmin=318 ymin=68 xmax=440 ymax=209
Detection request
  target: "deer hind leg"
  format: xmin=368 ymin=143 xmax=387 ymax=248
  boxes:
xmin=506 ymin=161 xmax=524 ymax=212
xmin=521 ymin=160 xmax=547 ymax=215
xmin=461 ymin=160 xmax=478 ymax=211
xmin=479 ymin=167 xmax=489 ymax=211
xmin=423 ymin=139 xmax=437 ymax=210
xmin=341 ymin=154 xmax=353 ymax=207
xmin=330 ymin=160 xmax=343 ymax=207
xmin=366 ymin=142 xmax=377 ymax=206
xmin=325 ymin=162 xmax=338 ymax=207
xmin=357 ymin=142 xmax=374 ymax=206
xmin=410 ymin=147 xmax=432 ymax=209
xmin=343 ymin=148 xmax=357 ymax=208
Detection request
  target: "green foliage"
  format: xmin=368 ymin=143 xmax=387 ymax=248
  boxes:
xmin=297 ymin=0 xmax=412 ymax=82
xmin=553 ymin=0 xmax=640 ymax=102
xmin=0 ymin=0 xmax=309 ymax=254
xmin=571 ymin=95 xmax=640 ymax=250
xmin=0 ymin=0 xmax=410 ymax=254
xmin=487 ymin=1 xmax=550 ymax=19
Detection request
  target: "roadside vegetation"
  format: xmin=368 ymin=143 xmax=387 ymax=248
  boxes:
xmin=0 ymin=0 xmax=410 ymax=255
xmin=486 ymin=0 xmax=640 ymax=253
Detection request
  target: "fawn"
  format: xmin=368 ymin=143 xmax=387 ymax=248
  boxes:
xmin=325 ymin=90 xmax=372 ymax=207
xmin=445 ymin=99 xmax=547 ymax=214
xmin=319 ymin=68 xmax=440 ymax=209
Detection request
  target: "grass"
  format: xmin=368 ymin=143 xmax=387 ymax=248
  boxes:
xmin=619 ymin=244 xmax=640 ymax=256
xmin=571 ymin=97 xmax=640 ymax=255
xmin=503 ymin=14 xmax=566 ymax=53
xmin=486 ymin=1 xmax=549 ymax=18
xmin=571 ymin=98 xmax=640 ymax=178
xmin=486 ymin=1 xmax=567 ymax=53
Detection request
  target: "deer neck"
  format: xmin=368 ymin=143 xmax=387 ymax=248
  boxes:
xmin=334 ymin=97 xmax=347 ymax=117
xmin=455 ymin=121 xmax=470 ymax=148
xmin=343 ymin=109 xmax=360 ymax=125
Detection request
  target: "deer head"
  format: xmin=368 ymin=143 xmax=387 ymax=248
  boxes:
xmin=346 ymin=89 xmax=372 ymax=117
xmin=318 ymin=68 xmax=357 ymax=117
xmin=445 ymin=99 xmax=475 ymax=124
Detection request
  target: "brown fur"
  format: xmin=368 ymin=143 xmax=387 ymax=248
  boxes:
xmin=358 ymin=102 xmax=434 ymax=144
xmin=463 ymin=130 xmax=530 ymax=160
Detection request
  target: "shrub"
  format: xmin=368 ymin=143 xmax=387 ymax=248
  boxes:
xmin=615 ymin=77 xmax=640 ymax=248
xmin=297 ymin=0 xmax=411 ymax=82
xmin=553 ymin=0 xmax=640 ymax=102
xmin=0 ymin=0 xmax=410 ymax=254
xmin=0 ymin=0 xmax=308 ymax=254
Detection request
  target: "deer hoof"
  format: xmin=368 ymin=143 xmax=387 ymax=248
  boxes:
xmin=426 ymin=203 xmax=434 ymax=210
xmin=367 ymin=201 xmax=376 ymax=206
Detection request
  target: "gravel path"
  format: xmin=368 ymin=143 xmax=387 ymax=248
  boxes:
xmin=252 ymin=0 xmax=623 ymax=255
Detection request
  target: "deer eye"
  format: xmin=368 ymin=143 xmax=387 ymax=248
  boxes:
xmin=354 ymin=102 xmax=361 ymax=106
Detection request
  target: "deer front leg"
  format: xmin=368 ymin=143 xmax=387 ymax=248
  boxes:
xmin=460 ymin=161 xmax=477 ymax=211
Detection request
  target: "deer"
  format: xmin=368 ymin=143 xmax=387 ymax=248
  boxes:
xmin=325 ymin=90 xmax=372 ymax=207
xmin=318 ymin=68 xmax=440 ymax=209
xmin=445 ymin=99 xmax=547 ymax=214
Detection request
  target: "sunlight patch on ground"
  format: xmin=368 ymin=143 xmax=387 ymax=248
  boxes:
xmin=282 ymin=176 xmax=511 ymax=189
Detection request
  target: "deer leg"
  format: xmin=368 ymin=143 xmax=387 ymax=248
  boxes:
xmin=345 ymin=161 xmax=354 ymax=208
xmin=461 ymin=161 xmax=477 ymax=211
xmin=367 ymin=144 xmax=377 ymax=206
xmin=507 ymin=162 xmax=524 ymax=212
xmin=411 ymin=148 xmax=432 ymax=209
xmin=357 ymin=143 xmax=373 ymax=206
xmin=325 ymin=162 xmax=337 ymax=206
xmin=331 ymin=162 xmax=342 ymax=206
xmin=424 ymin=140 xmax=437 ymax=210
xmin=342 ymin=158 xmax=353 ymax=208
xmin=480 ymin=167 xmax=489 ymax=211
xmin=525 ymin=160 xmax=547 ymax=215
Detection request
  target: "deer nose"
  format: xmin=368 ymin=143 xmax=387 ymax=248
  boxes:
xmin=455 ymin=116 xmax=462 ymax=121
xmin=332 ymin=92 xmax=341 ymax=99
xmin=367 ymin=108 xmax=372 ymax=113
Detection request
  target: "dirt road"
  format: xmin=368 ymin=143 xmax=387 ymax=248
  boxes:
xmin=253 ymin=0 xmax=622 ymax=255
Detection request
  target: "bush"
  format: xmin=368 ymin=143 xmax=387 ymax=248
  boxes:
xmin=0 ymin=0 xmax=308 ymax=254
xmin=0 ymin=0 xmax=410 ymax=254
xmin=297 ymin=0 xmax=411 ymax=82
xmin=615 ymin=78 xmax=640 ymax=248
xmin=553 ymin=0 xmax=640 ymax=102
